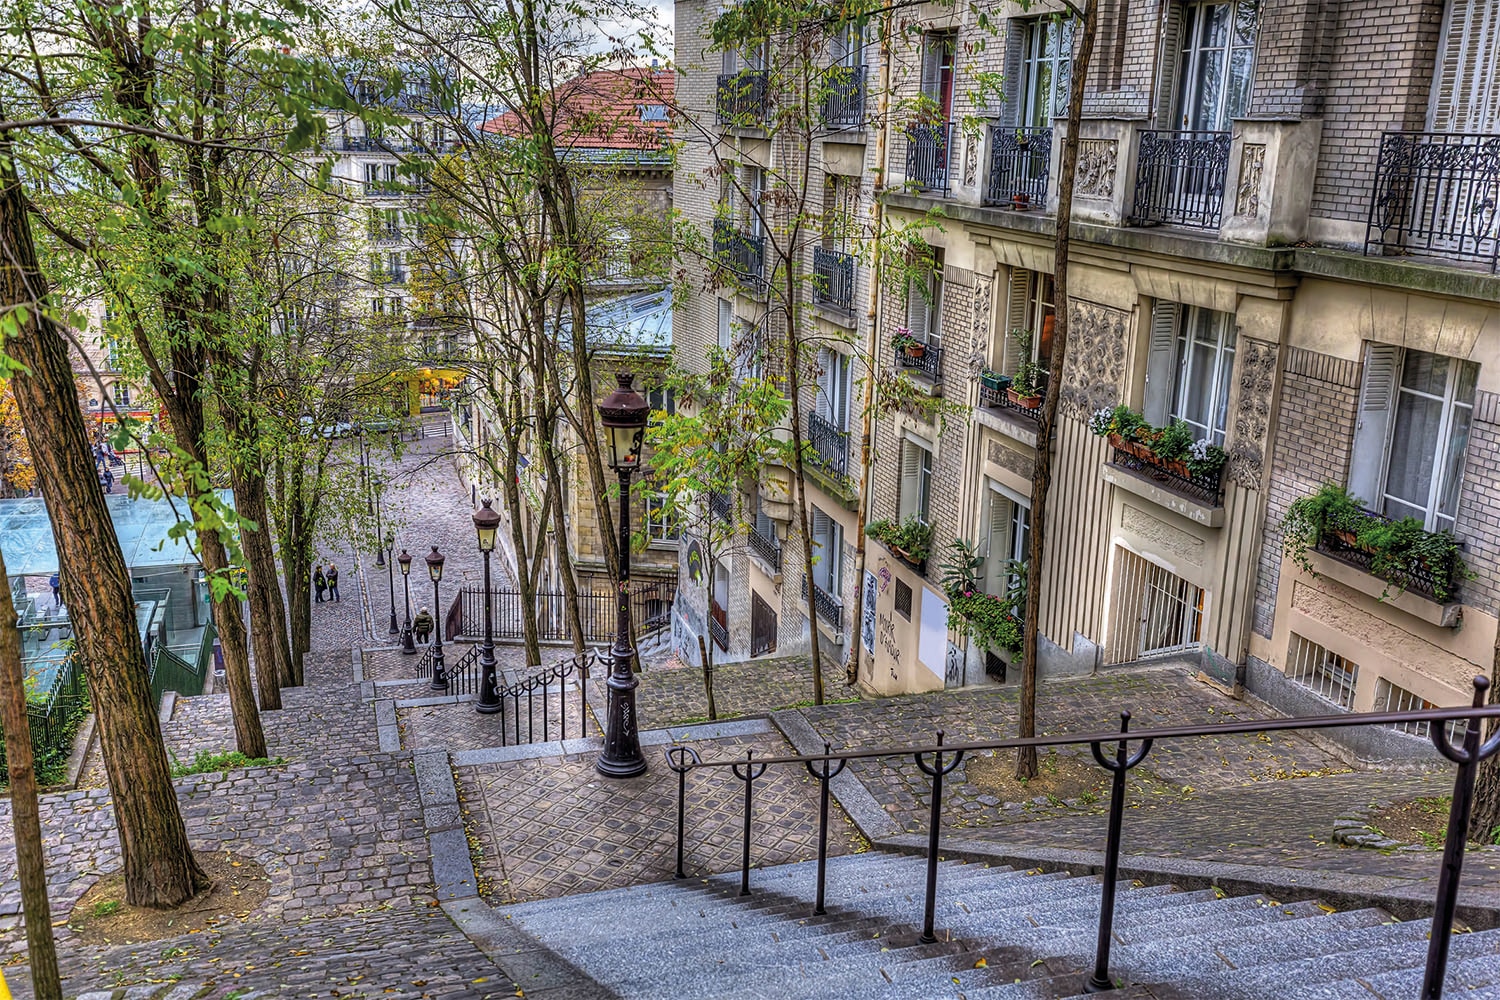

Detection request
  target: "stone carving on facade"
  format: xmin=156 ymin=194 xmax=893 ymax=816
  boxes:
xmin=1227 ymin=337 xmax=1278 ymax=491
xmin=1122 ymin=504 xmax=1204 ymax=566
xmin=1075 ymin=139 xmax=1118 ymax=200
xmin=962 ymin=133 xmax=978 ymax=188
xmin=969 ymin=274 xmax=992 ymax=379
xmin=987 ymin=438 xmax=1035 ymax=480
xmin=1234 ymin=144 xmax=1266 ymax=218
xmin=1058 ymin=300 xmax=1129 ymax=421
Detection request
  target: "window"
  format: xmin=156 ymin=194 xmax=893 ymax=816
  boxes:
xmin=639 ymin=104 xmax=669 ymax=122
xmin=647 ymin=385 xmax=676 ymax=417
xmin=1106 ymin=547 xmax=1205 ymax=664
xmin=816 ymin=349 xmax=850 ymax=431
xmin=112 ymin=383 xmax=131 ymax=407
xmin=746 ymin=166 xmax=766 ymax=239
xmin=1286 ymin=634 xmax=1359 ymax=710
xmin=920 ymin=31 xmax=957 ymax=118
xmin=390 ymin=296 xmax=403 ymax=316
xmin=1349 ymin=345 xmax=1477 ymax=532
xmin=717 ymin=297 xmax=733 ymax=352
xmin=1429 ymin=0 xmax=1500 ymax=133
xmin=1172 ymin=0 xmax=1258 ymax=130
xmin=752 ymin=491 xmax=777 ymax=543
xmin=644 ymin=493 xmax=680 ymax=542
xmin=981 ymin=484 xmax=1031 ymax=602
xmin=750 ymin=592 xmax=778 ymax=656
xmin=894 ymin=579 xmax=913 ymax=619
xmin=1001 ymin=268 xmax=1055 ymax=389
xmin=105 ymin=335 xmax=123 ymax=372
xmin=1143 ymin=302 xmax=1236 ymax=445
xmin=1374 ymin=677 xmax=1465 ymax=744
xmin=388 ymin=251 xmax=403 ymax=282
xmin=823 ymin=174 xmax=859 ymax=253
xmin=372 ymin=297 xmax=385 ymax=315
xmin=905 ymin=247 xmax=943 ymax=350
xmin=831 ymin=20 xmax=863 ymax=70
xmin=811 ymin=507 xmax=843 ymax=595
xmin=1017 ymin=17 xmax=1074 ymax=128
xmin=364 ymin=162 xmax=399 ymax=189
xmin=898 ymin=437 xmax=934 ymax=524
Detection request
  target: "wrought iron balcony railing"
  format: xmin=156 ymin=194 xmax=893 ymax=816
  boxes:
xmin=1109 ymin=442 xmax=1225 ymax=507
xmin=716 ymin=70 xmax=771 ymax=125
xmin=977 ymin=381 xmax=1043 ymax=422
xmin=1365 ymin=131 xmax=1500 ymax=272
xmin=708 ymin=489 xmax=733 ymax=525
xmin=709 ymin=598 xmax=730 ymax=651
xmin=894 ymin=344 xmax=942 ymax=383
xmin=807 ymin=412 xmax=850 ymax=479
xmin=1314 ymin=506 xmax=1466 ymax=604
xmin=1128 ymin=129 xmax=1231 ymax=230
xmin=811 ymin=246 xmax=856 ymax=312
xmin=903 ymin=120 xmax=953 ymax=194
xmin=802 ymin=573 xmax=844 ymax=630
xmin=985 ymin=125 xmax=1052 ymax=209
xmin=821 ymin=65 xmax=867 ymax=129
xmin=747 ymin=523 xmax=782 ymax=573
xmin=713 ymin=219 xmax=766 ymax=288
xmin=368 ymin=227 xmax=404 ymax=245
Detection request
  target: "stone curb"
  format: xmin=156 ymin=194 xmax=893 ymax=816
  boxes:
xmin=876 ymin=832 xmax=1500 ymax=930
xmin=770 ymin=709 xmax=902 ymax=842
xmin=397 ymin=693 xmax=475 ymax=708
xmin=374 ymin=698 xmax=400 ymax=752
xmin=413 ymin=747 xmax=477 ymax=902
xmin=451 ymin=718 xmax=774 ymax=769
xmin=352 ymin=647 xmax=363 ymax=683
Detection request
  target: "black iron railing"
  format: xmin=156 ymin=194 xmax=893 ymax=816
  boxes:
xmin=747 ymin=523 xmax=782 ymax=572
xmin=717 ymin=71 xmax=770 ymax=125
xmin=708 ymin=489 xmax=733 ymax=524
xmin=1129 ymin=129 xmax=1232 ymax=230
xmin=668 ymin=679 xmax=1500 ymax=1000
xmin=802 ymin=573 xmax=843 ymax=630
xmin=903 ymin=120 xmax=953 ymax=194
xmin=368 ymin=227 xmax=403 ymax=245
xmin=1315 ymin=508 xmax=1465 ymax=604
xmin=1365 ymin=131 xmax=1500 ymax=272
xmin=445 ymin=645 xmax=598 ymax=745
xmin=709 ymin=599 xmax=730 ymax=652
xmin=811 ymin=246 xmax=856 ymax=312
xmin=822 ymin=65 xmax=867 ymax=129
xmin=807 ymin=412 xmax=850 ymax=478
xmin=713 ymin=219 xmax=766 ymax=288
xmin=895 ymin=344 xmax=942 ymax=382
xmin=455 ymin=580 xmax=675 ymax=643
xmin=985 ymin=125 xmax=1052 ymax=208
xmin=977 ymin=382 xmax=1043 ymax=422
xmin=1110 ymin=444 xmax=1225 ymax=507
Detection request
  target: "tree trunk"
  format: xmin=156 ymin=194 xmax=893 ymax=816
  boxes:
xmin=199 ymin=529 xmax=268 ymax=757
xmin=233 ymin=463 xmax=289 ymax=708
xmin=0 ymin=162 xmax=208 ymax=908
xmin=1018 ymin=0 xmax=1101 ymax=782
xmin=1468 ymin=662 xmax=1500 ymax=842
xmin=0 ymin=549 xmax=62 ymax=998
xmin=502 ymin=436 xmax=543 ymax=667
xmin=698 ymin=633 xmax=718 ymax=721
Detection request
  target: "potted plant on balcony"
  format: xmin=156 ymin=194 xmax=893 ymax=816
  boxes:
xmin=1004 ymin=329 xmax=1042 ymax=408
xmin=1280 ymin=483 xmax=1368 ymax=572
xmin=1011 ymin=192 xmax=1030 ymax=211
xmin=892 ymin=327 xmax=925 ymax=359
xmin=978 ymin=367 xmax=1009 ymax=392
xmin=1152 ymin=420 xmax=1196 ymax=478
xmin=867 ymin=516 xmax=934 ymax=567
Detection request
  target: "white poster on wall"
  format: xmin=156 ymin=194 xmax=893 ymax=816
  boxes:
xmin=917 ymin=587 xmax=949 ymax=683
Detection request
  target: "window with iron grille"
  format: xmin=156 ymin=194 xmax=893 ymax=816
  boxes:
xmin=1106 ymin=547 xmax=1205 ymax=664
xmin=1374 ymin=677 xmax=1464 ymax=744
xmin=644 ymin=493 xmax=679 ymax=542
xmin=750 ymin=592 xmax=777 ymax=657
xmin=895 ymin=579 xmax=913 ymax=620
xmin=1286 ymin=634 xmax=1359 ymax=710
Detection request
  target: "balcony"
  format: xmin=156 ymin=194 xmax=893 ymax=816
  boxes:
xmin=811 ymin=246 xmax=856 ymax=312
xmin=984 ymin=126 xmax=1052 ymax=209
xmin=802 ymin=574 xmax=843 ymax=631
xmin=709 ymin=598 xmax=729 ymax=652
xmin=1365 ymin=131 xmax=1500 ymax=272
xmin=412 ymin=312 xmax=461 ymax=329
xmin=1107 ymin=439 xmax=1224 ymax=508
xmin=1128 ymin=129 xmax=1232 ymax=230
xmin=894 ymin=343 xmax=942 ymax=383
xmin=713 ymin=219 xmax=766 ymax=289
xmin=708 ymin=489 xmax=733 ymax=525
xmin=369 ymin=268 xmax=408 ymax=285
xmin=716 ymin=71 xmax=770 ymax=126
xmin=822 ymin=65 xmax=866 ymax=129
xmin=747 ymin=523 xmax=782 ymax=573
xmin=368 ymin=228 xmax=403 ymax=246
xmin=903 ymin=120 xmax=953 ymax=194
xmin=807 ymin=412 xmax=850 ymax=480
xmin=1314 ymin=510 xmax=1466 ymax=608
xmin=977 ymin=381 xmax=1043 ymax=423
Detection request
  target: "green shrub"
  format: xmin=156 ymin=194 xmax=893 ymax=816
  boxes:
xmin=170 ymin=750 xmax=286 ymax=778
xmin=866 ymin=516 xmax=935 ymax=562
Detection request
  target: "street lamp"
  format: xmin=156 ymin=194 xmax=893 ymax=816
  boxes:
xmin=398 ymin=549 xmax=416 ymax=654
xmin=596 ymin=371 xmax=650 ymax=778
xmin=473 ymin=498 xmax=502 ymax=714
xmin=385 ymin=530 xmax=398 ymax=635
xmin=427 ymin=545 xmax=447 ymax=689
xmin=374 ymin=476 xmax=386 ymax=567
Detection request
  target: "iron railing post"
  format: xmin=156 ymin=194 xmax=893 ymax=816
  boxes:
xmin=731 ymin=750 xmax=768 ymax=896
xmin=1086 ymin=712 xmax=1154 ymax=994
xmin=914 ymin=732 xmax=965 ymax=944
xmin=666 ymin=747 xmax=700 ymax=880
xmin=805 ymin=742 xmax=848 ymax=916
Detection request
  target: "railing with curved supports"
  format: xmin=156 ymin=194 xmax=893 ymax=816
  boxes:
xmin=445 ymin=645 xmax=603 ymax=746
xmin=667 ymin=678 xmax=1500 ymax=1000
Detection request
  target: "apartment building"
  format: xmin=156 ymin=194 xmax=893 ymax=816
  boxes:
xmin=677 ymin=0 xmax=1500 ymax=748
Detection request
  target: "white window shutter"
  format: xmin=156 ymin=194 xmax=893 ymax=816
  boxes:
xmin=906 ymin=277 xmax=930 ymax=342
xmin=816 ymin=348 xmax=832 ymax=421
xmin=835 ymin=354 xmax=850 ymax=429
xmin=984 ymin=491 xmax=1014 ymax=593
xmin=1143 ymin=300 xmax=1180 ymax=425
xmin=921 ymin=38 xmax=942 ymax=101
xmin=718 ymin=298 xmax=732 ymax=351
xmin=1003 ymin=268 xmax=1031 ymax=374
xmin=1154 ymin=2 xmax=1184 ymax=128
xmin=722 ymin=48 xmax=737 ymax=75
xmin=899 ymin=440 xmax=920 ymax=520
xmin=1430 ymin=0 xmax=1500 ymax=132
xmin=1348 ymin=343 xmax=1404 ymax=508
xmin=1002 ymin=24 xmax=1026 ymax=125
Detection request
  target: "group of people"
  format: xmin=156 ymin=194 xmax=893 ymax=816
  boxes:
xmin=93 ymin=444 xmax=118 ymax=494
xmin=313 ymin=563 xmax=341 ymax=603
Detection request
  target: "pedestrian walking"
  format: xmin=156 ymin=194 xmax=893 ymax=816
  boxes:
xmin=103 ymin=468 xmax=114 ymax=493
xmin=313 ymin=566 xmax=326 ymax=603
xmin=327 ymin=563 xmax=341 ymax=602
xmin=413 ymin=606 xmax=433 ymax=644
xmin=49 ymin=571 xmax=60 ymax=608
xmin=98 ymin=469 xmax=110 ymax=493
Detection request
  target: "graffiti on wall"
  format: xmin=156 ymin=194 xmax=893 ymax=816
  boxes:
xmin=945 ymin=641 xmax=964 ymax=688
xmin=877 ymin=612 xmax=901 ymax=680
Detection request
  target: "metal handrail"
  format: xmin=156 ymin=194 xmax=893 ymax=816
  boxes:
xmin=448 ymin=645 xmax=601 ymax=745
xmin=667 ymin=678 xmax=1500 ymax=1000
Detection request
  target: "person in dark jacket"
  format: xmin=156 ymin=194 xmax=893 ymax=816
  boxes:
xmin=413 ymin=607 xmax=433 ymax=644
xmin=327 ymin=563 xmax=341 ymax=602
xmin=313 ymin=566 xmax=326 ymax=603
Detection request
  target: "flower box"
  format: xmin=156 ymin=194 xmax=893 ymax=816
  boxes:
xmin=979 ymin=370 xmax=1008 ymax=391
xmin=1007 ymin=387 xmax=1041 ymax=410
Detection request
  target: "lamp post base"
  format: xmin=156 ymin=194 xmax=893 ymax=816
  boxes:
xmin=596 ymin=669 xmax=646 ymax=778
xmin=401 ymin=627 xmax=416 ymax=654
xmin=431 ymin=648 xmax=447 ymax=690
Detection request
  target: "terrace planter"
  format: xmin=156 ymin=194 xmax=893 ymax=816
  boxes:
xmin=1008 ymin=388 xmax=1042 ymax=410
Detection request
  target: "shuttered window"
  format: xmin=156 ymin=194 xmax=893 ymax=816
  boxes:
xmin=920 ymin=31 xmax=957 ymax=118
xmin=1000 ymin=268 xmax=1054 ymax=385
xmin=1142 ymin=301 xmax=1235 ymax=443
xmin=1018 ymin=16 xmax=1075 ymax=128
xmin=982 ymin=483 xmax=1031 ymax=605
xmin=898 ymin=437 xmax=934 ymax=523
xmin=811 ymin=506 xmax=843 ymax=592
xmin=1430 ymin=0 xmax=1500 ymax=133
xmin=1172 ymin=0 xmax=1258 ymax=131
xmin=816 ymin=348 xmax=851 ymax=430
xmin=717 ymin=298 xmax=733 ymax=351
xmin=907 ymin=248 xmax=944 ymax=350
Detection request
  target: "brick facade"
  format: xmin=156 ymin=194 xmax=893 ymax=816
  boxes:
xmin=1454 ymin=395 xmax=1500 ymax=618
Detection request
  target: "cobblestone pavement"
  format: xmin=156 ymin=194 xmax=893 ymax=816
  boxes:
xmin=457 ymin=729 xmax=865 ymax=904
xmin=590 ymin=653 xmax=856 ymax=729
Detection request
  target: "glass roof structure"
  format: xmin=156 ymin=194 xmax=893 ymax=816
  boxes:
xmin=0 ymin=491 xmax=233 ymax=577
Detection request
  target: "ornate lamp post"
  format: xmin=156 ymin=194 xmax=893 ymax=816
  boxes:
xmin=384 ymin=530 xmax=398 ymax=635
xmin=595 ymin=371 xmax=650 ymax=778
xmin=427 ymin=546 xmax=447 ymax=689
xmin=398 ymin=549 xmax=416 ymax=653
xmin=473 ymin=499 xmax=502 ymax=714
xmin=374 ymin=477 xmax=386 ymax=567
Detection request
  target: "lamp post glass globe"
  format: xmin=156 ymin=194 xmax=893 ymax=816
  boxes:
xmin=427 ymin=545 xmax=447 ymax=689
xmin=473 ymin=500 xmax=502 ymax=713
xmin=398 ymin=549 xmax=416 ymax=654
xmin=595 ymin=371 xmax=651 ymax=778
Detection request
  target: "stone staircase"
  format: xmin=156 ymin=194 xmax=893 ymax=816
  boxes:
xmin=499 ymin=851 xmax=1500 ymax=999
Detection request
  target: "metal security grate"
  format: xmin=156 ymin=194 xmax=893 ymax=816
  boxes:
xmin=1286 ymin=634 xmax=1359 ymax=710
xmin=894 ymin=579 xmax=913 ymax=620
xmin=1375 ymin=678 xmax=1464 ymax=745
xmin=1107 ymin=548 xmax=1204 ymax=664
